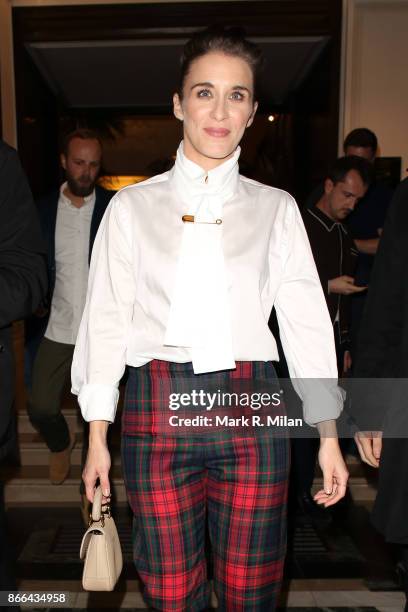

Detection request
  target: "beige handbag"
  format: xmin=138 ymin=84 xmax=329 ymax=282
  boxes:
xmin=79 ymin=485 xmax=123 ymax=591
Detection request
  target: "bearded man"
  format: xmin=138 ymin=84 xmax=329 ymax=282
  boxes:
xmin=27 ymin=129 xmax=113 ymax=488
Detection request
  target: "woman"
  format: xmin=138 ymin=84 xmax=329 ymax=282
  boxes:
xmin=72 ymin=27 xmax=348 ymax=611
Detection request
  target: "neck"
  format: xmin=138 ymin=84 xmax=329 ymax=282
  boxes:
xmin=316 ymin=196 xmax=335 ymax=222
xmin=182 ymin=143 xmax=236 ymax=173
xmin=63 ymin=185 xmax=87 ymax=208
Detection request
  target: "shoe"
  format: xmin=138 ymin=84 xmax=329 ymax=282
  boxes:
xmin=80 ymin=493 xmax=90 ymax=527
xmin=49 ymin=430 xmax=76 ymax=485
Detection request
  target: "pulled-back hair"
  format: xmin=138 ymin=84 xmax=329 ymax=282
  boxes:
xmin=178 ymin=26 xmax=264 ymax=98
xmin=343 ymin=128 xmax=378 ymax=155
xmin=327 ymin=155 xmax=374 ymax=187
xmin=62 ymin=128 xmax=102 ymax=156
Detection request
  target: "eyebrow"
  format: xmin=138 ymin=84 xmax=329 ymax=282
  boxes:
xmin=190 ymin=82 xmax=251 ymax=93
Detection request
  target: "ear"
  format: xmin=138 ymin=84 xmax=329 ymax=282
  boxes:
xmin=173 ymin=93 xmax=184 ymax=122
xmin=324 ymin=178 xmax=334 ymax=195
xmin=246 ymin=101 xmax=258 ymax=128
xmin=60 ymin=153 xmax=67 ymax=170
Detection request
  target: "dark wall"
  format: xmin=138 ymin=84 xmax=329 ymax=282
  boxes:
xmin=12 ymin=0 xmax=342 ymax=199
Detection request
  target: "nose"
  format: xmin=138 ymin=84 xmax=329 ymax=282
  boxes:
xmin=210 ymin=96 xmax=228 ymax=121
xmin=348 ymin=197 xmax=358 ymax=210
xmin=82 ymin=165 xmax=93 ymax=178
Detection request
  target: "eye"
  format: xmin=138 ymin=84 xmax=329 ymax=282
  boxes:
xmin=230 ymin=91 xmax=245 ymax=100
xmin=197 ymin=89 xmax=212 ymax=98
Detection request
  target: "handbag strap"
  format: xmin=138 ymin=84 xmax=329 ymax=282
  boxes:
xmin=91 ymin=486 xmax=103 ymax=522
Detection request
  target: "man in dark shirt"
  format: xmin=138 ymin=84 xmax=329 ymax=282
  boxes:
xmin=305 ymin=129 xmax=393 ymax=351
xmin=302 ymin=156 xmax=373 ymax=374
xmin=291 ymin=157 xmax=372 ymax=520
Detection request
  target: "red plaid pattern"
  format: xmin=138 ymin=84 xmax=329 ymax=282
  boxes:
xmin=121 ymin=361 xmax=289 ymax=611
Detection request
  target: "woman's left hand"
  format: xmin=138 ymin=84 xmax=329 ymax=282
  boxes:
xmin=313 ymin=438 xmax=349 ymax=508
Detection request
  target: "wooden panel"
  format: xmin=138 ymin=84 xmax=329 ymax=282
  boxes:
xmin=13 ymin=1 xmax=336 ymax=43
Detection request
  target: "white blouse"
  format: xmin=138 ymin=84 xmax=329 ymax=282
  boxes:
xmin=71 ymin=143 xmax=343 ymax=426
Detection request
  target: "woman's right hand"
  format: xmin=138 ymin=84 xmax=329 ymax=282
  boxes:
xmin=83 ymin=421 xmax=111 ymax=504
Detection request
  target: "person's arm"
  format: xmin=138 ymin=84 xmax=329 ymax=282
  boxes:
xmin=71 ymin=192 xmax=136 ymax=502
xmin=275 ymin=196 xmax=344 ymax=425
xmin=0 ymin=144 xmax=47 ymax=326
xmin=274 ymin=195 xmax=348 ymax=506
xmin=354 ymin=237 xmax=380 ymax=255
xmin=328 ymin=275 xmax=366 ymax=294
xmin=72 ymin=193 xmax=136 ymax=422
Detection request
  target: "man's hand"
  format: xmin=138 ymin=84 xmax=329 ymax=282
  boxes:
xmin=328 ymin=275 xmax=367 ymax=295
xmin=354 ymin=431 xmax=382 ymax=467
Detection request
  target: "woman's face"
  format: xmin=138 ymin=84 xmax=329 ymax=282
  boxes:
xmin=173 ymin=51 xmax=258 ymax=171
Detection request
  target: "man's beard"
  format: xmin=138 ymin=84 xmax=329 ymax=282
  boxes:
xmin=67 ymin=174 xmax=95 ymax=197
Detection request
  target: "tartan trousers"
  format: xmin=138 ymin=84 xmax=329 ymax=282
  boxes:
xmin=121 ymin=361 xmax=290 ymax=611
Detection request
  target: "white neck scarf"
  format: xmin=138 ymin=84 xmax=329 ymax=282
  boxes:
xmin=164 ymin=141 xmax=240 ymax=373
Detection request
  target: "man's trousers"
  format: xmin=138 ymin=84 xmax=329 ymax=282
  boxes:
xmin=27 ymin=337 xmax=74 ymax=452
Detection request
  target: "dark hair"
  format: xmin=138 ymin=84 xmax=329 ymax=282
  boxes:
xmin=327 ymin=155 xmax=374 ymax=187
xmin=343 ymin=128 xmax=378 ymax=155
xmin=178 ymin=26 xmax=263 ymax=98
xmin=62 ymin=128 xmax=102 ymax=156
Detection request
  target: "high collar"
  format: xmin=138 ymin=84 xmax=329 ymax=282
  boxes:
xmin=170 ymin=141 xmax=240 ymax=210
xmin=307 ymin=205 xmax=347 ymax=234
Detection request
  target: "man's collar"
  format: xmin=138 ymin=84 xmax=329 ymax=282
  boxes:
xmin=307 ymin=205 xmax=347 ymax=233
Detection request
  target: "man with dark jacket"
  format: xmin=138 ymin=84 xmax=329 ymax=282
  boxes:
xmin=26 ymin=129 xmax=113 ymax=490
xmin=351 ymin=178 xmax=408 ymax=610
xmin=0 ymin=139 xmax=47 ymax=603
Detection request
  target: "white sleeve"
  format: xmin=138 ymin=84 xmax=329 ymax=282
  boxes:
xmin=71 ymin=194 xmax=136 ymax=423
xmin=274 ymin=194 xmax=344 ymax=426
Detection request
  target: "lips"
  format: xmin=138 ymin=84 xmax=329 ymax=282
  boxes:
xmin=204 ymin=127 xmax=231 ymax=138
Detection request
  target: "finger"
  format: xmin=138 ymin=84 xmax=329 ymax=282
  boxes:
xmin=99 ymin=474 xmax=111 ymax=502
xmin=317 ymin=468 xmax=347 ymax=506
xmin=313 ymin=488 xmax=329 ymax=500
xmin=323 ymin=483 xmax=347 ymax=507
xmin=355 ymin=436 xmax=370 ymax=466
xmin=313 ymin=488 xmax=331 ymax=505
xmin=85 ymin=482 xmax=95 ymax=504
xmin=373 ymin=436 xmax=382 ymax=461
xmin=360 ymin=439 xmax=379 ymax=467
xmin=323 ymin=470 xmax=333 ymax=496
xmin=350 ymin=286 xmax=367 ymax=293
xmin=82 ymin=468 xmax=96 ymax=503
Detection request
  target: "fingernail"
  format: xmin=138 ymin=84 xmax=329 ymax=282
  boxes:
xmin=104 ymin=489 xmax=110 ymax=496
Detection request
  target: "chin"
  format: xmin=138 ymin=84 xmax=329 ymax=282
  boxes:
xmin=203 ymin=143 xmax=236 ymax=160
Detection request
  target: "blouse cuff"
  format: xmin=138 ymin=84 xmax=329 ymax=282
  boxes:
xmin=73 ymin=383 xmax=120 ymax=423
xmin=299 ymin=381 xmax=345 ymax=427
